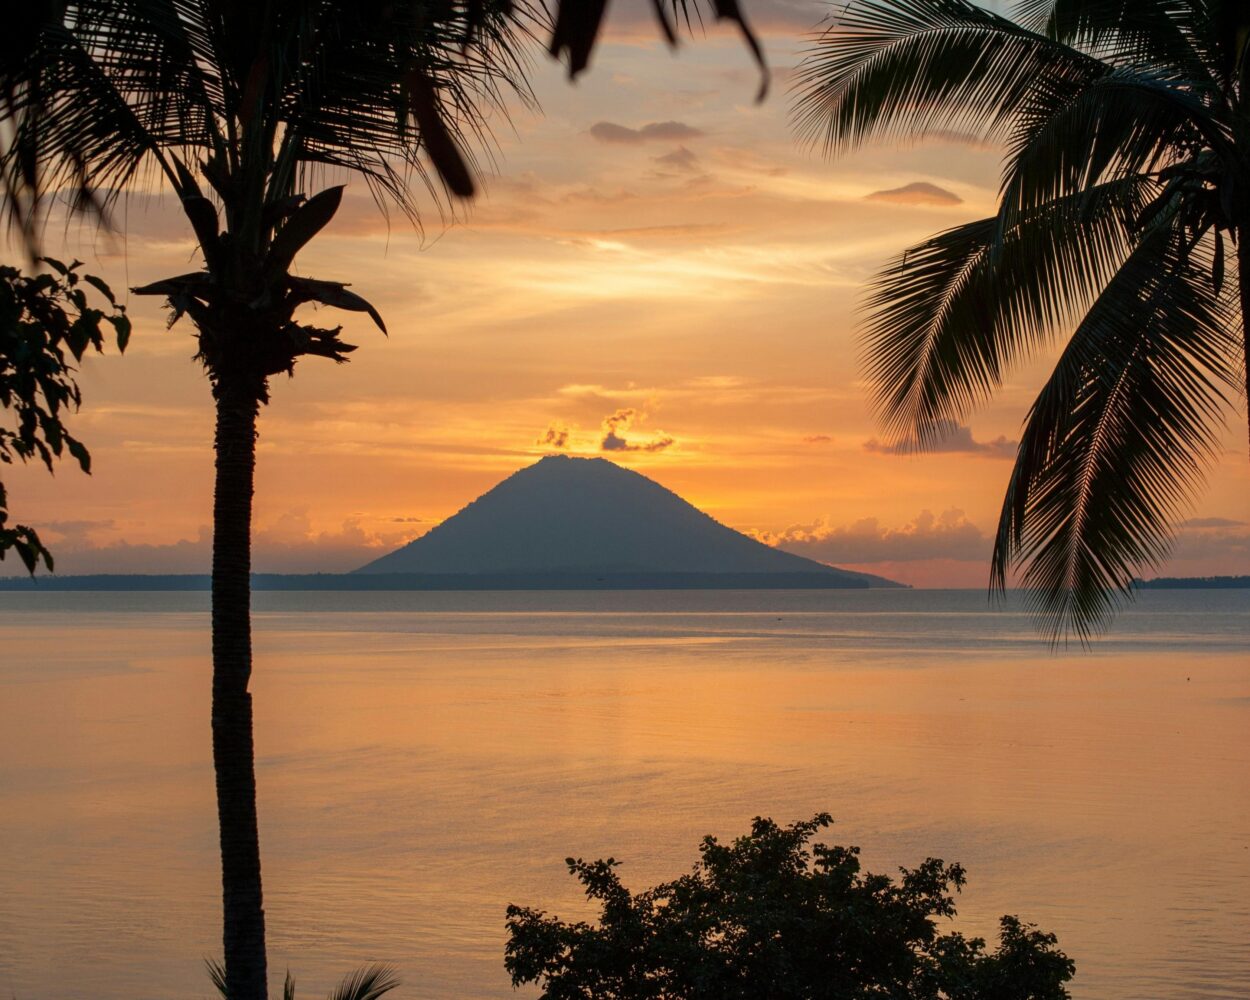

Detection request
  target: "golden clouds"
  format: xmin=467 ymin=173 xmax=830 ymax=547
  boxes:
xmin=863 ymin=421 xmax=1017 ymax=459
xmin=25 ymin=510 xmax=426 ymax=575
xmin=6 ymin=33 xmax=1246 ymax=584
xmin=865 ymin=181 xmax=963 ymax=206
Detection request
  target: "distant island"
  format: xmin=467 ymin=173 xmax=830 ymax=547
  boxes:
xmin=0 ymin=571 xmax=887 ymax=592
xmin=1 ymin=456 xmax=907 ymax=591
xmin=355 ymin=455 xmax=904 ymax=588
xmin=1135 ymin=576 xmax=1250 ymax=589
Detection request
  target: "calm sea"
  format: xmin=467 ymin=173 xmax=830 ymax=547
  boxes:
xmin=1 ymin=589 xmax=1247 ymax=999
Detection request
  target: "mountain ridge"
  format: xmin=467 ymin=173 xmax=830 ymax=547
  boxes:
xmin=356 ymin=455 xmax=902 ymax=588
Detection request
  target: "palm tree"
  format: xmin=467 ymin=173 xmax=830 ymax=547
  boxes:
xmin=2 ymin=4 xmax=532 ymax=998
xmin=793 ymin=0 xmax=1248 ymax=640
xmin=0 ymin=4 xmax=773 ymax=996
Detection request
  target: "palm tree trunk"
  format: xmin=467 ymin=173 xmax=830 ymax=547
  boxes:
xmin=1240 ymin=230 xmax=1250 ymax=463
xmin=212 ymin=379 xmax=269 ymax=1000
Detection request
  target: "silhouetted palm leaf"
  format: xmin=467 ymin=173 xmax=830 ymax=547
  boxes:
xmin=792 ymin=1 xmax=1102 ymax=154
xmin=207 ymin=957 xmax=227 ymax=996
xmin=208 ymin=960 xmax=395 ymax=1000
xmin=1 ymin=1 xmax=537 ymax=241
xmin=1017 ymin=0 xmax=1210 ymax=79
xmin=545 ymin=0 xmax=766 ymax=95
xmin=3 ymin=1 xmax=767 ymax=251
xmin=796 ymin=0 xmax=1248 ymax=639
xmin=328 ymin=965 xmax=400 ymax=1000
xmin=863 ymin=176 xmax=1155 ymax=445
xmin=1000 ymin=66 xmax=1225 ymax=221
xmin=993 ymin=221 xmax=1237 ymax=639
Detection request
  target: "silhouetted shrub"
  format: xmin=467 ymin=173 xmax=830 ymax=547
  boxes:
xmin=506 ymin=814 xmax=1074 ymax=999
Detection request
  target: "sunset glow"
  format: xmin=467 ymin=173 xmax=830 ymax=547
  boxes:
xmin=6 ymin=6 xmax=1250 ymax=1000
xmin=4 ymin=11 xmax=1247 ymax=586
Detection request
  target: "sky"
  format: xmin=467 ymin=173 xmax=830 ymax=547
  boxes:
xmin=3 ymin=1 xmax=1248 ymax=586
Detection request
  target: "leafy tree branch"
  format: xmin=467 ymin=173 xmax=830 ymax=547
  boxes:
xmin=0 ymin=257 xmax=129 ymax=572
xmin=507 ymin=813 xmax=1075 ymax=999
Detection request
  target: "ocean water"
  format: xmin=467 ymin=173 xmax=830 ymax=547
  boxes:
xmin=0 ymin=588 xmax=1247 ymax=999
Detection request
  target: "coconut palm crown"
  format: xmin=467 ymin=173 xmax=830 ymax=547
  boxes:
xmin=794 ymin=0 xmax=1249 ymax=640
xmin=2 ymin=4 xmax=532 ymax=999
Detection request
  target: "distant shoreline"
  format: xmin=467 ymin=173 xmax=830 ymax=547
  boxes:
xmin=1134 ymin=575 xmax=1250 ymax=589
xmin=0 ymin=571 xmax=905 ymax=592
xmin=3 ymin=573 xmax=1245 ymax=592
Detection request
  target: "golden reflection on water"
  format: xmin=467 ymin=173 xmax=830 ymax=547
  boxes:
xmin=1 ymin=594 xmax=1247 ymax=999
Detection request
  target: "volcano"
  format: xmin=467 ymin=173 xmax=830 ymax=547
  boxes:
xmin=355 ymin=455 xmax=899 ymax=588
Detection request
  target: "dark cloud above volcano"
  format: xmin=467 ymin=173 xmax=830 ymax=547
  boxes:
xmin=537 ymin=423 xmax=570 ymax=449
xmin=600 ymin=408 xmax=674 ymax=453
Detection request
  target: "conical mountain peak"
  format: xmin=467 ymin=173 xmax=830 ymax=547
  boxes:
xmin=356 ymin=456 xmax=896 ymax=586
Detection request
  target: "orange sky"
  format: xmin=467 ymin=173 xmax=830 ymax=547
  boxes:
xmin=3 ymin=5 xmax=1248 ymax=585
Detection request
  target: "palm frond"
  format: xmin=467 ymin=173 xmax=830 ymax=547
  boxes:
xmin=999 ymin=63 xmax=1228 ymax=219
xmin=70 ymin=0 xmax=226 ymax=139
xmin=268 ymin=2 xmax=538 ymax=220
xmin=2 ymin=1 xmax=539 ymax=249
xmin=792 ymin=0 xmax=1105 ymax=154
xmin=1183 ymin=0 xmax=1250 ymax=91
xmin=1015 ymin=0 xmax=1214 ymax=86
xmin=206 ymin=957 xmax=228 ymax=997
xmin=328 ymin=964 xmax=401 ymax=1000
xmin=206 ymin=959 xmax=390 ymax=1000
xmin=801 ymin=0 xmax=1244 ymax=639
xmin=546 ymin=1 xmax=766 ymax=96
xmin=0 ymin=0 xmax=222 ymax=246
xmin=863 ymin=175 xmax=1155 ymax=444
xmin=992 ymin=220 xmax=1238 ymax=641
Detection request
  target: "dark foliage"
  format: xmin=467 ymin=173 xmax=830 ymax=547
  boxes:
xmin=208 ymin=958 xmax=400 ymax=1000
xmin=3 ymin=6 xmax=536 ymax=998
xmin=0 ymin=258 xmax=128 ymax=571
xmin=540 ymin=0 xmax=767 ymax=98
xmin=794 ymin=0 xmax=1250 ymax=641
xmin=506 ymin=814 xmax=1075 ymax=999
xmin=0 ymin=4 xmax=767 ymax=997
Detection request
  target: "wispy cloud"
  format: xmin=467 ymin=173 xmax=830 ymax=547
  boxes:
xmin=865 ymin=181 xmax=963 ymax=206
xmin=763 ymin=509 xmax=988 ymax=564
xmin=24 ymin=511 xmax=424 ymax=575
xmin=865 ymin=421 xmax=1016 ymax=459
xmin=590 ymin=120 xmax=703 ymax=144
xmin=1167 ymin=519 xmax=1250 ymax=562
xmin=653 ymin=146 xmax=701 ymax=172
